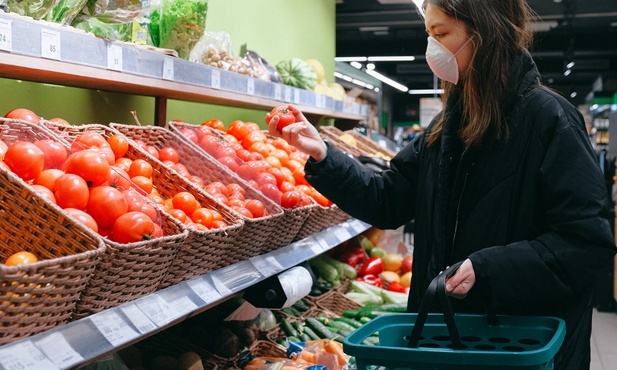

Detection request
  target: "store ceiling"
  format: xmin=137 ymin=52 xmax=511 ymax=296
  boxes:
xmin=335 ymin=0 xmax=617 ymax=105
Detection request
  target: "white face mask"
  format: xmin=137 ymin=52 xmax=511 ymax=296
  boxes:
xmin=425 ymin=36 xmax=472 ymax=84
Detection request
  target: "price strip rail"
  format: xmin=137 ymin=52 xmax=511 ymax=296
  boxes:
xmin=0 ymin=219 xmax=370 ymax=369
xmin=0 ymin=12 xmax=368 ymax=126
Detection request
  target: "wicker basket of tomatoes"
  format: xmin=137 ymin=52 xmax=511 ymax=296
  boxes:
xmin=167 ymin=120 xmax=311 ymax=254
xmin=38 ymin=121 xmax=194 ymax=316
xmin=0 ymin=118 xmax=107 ymax=344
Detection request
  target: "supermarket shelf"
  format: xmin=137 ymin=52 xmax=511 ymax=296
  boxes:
xmin=0 ymin=12 xmax=368 ymax=125
xmin=0 ymin=219 xmax=371 ymax=370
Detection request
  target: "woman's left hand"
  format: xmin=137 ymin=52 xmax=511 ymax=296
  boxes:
xmin=445 ymin=258 xmax=476 ymax=299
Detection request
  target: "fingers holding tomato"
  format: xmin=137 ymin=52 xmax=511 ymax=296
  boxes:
xmin=266 ymin=106 xmax=296 ymax=132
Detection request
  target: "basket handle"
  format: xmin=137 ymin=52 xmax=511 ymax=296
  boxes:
xmin=407 ymin=261 xmax=465 ymax=349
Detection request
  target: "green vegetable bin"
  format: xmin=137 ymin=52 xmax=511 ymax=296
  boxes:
xmin=343 ymin=261 xmax=565 ymax=369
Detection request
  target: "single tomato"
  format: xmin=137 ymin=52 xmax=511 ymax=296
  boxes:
xmin=87 ymin=185 xmax=128 ymax=229
xmin=5 ymin=108 xmax=39 ymax=124
xmin=281 ymin=190 xmax=302 ymax=209
xmin=33 ymin=168 xmax=65 ymax=191
xmin=191 ymin=208 xmax=214 ymax=228
xmin=64 ymin=208 xmax=98 ymax=232
xmin=55 ymin=173 xmax=89 ymax=209
xmin=159 ymin=147 xmax=180 ymax=164
xmin=48 ymin=117 xmax=71 ymax=126
xmin=267 ymin=106 xmax=296 ymax=131
xmin=103 ymin=166 xmax=132 ymax=191
xmin=5 ymin=251 xmax=38 ymax=266
xmin=111 ymin=211 xmax=156 ymax=243
xmin=63 ymin=150 xmax=111 ymax=187
xmin=31 ymin=184 xmax=57 ymax=204
xmin=34 ymin=139 xmax=68 ymax=170
xmin=172 ymin=191 xmax=199 ymax=215
xmin=4 ymin=141 xmax=45 ymax=181
xmin=244 ymin=199 xmax=265 ymax=218
xmin=107 ymin=134 xmax=129 ymax=159
xmin=128 ymin=159 xmax=153 ymax=178
xmin=202 ymin=119 xmax=225 ymax=131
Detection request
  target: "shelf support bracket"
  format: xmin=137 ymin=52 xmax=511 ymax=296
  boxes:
xmin=155 ymin=96 xmax=168 ymax=127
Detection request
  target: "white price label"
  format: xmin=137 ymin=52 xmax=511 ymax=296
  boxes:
xmin=250 ymin=256 xmax=283 ymax=277
xmin=247 ymin=78 xmax=255 ymax=95
xmin=274 ymin=84 xmax=282 ymax=100
xmin=211 ymin=69 xmax=221 ymax=89
xmin=211 ymin=273 xmax=233 ymax=296
xmin=284 ymin=87 xmax=292 ymax=102
xmin=293 ymin=89 xmax=301 ymax=104
xmin=90 ymin=311 xmax=140 ymax=347
xmin=316 ymin=94 xmax=325 ymax=108
xmin=34 ymin=332 xmax=83 ymax=369
xmin=310 ymin=241 xmax=323 ymax=254
xmin=0 ymin=340 xmax=59 ymax=370
xmin=41 ymin=29 xmax=61 ymax=60
xmin=121 ymin=304 xmax=157 ymax=334
xmin=107 ymin=44 xmax=123 ymax=71
xmin=318 ymin=238 xmax=330 ymax=251
xmin=0 ymin=19 xmax=12 ymax=52
xmin=136 ymin=297 xmax=168 ymax=327
xmin=187 ymin=278 xmax=222 ymax=304
xmin=165 ymin=295 xmax=198 ymax=321
xmin=334 ymin=227 xmax=353 ymax=241
xmin=162 ymin=58 xmax=174 ymax=80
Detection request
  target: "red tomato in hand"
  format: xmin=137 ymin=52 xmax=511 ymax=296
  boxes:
xmin=112 ymin=211 xmax=156 ymax=243
xmin=4 ymin=141 xmax=45 ymax=181
xmin=268 ymin=106 xmax=296 ymax=131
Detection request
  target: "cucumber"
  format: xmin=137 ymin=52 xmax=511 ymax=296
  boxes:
xmin=292 ymin=321 xmax=304 ymax=335
xmin=309 ymin=258 xmax=340 ymax=285
xmin=374 ymin=302 xmax=408 ymax=312
xmin=318 ymin=255 xmax=357 ymax=279
xmin=287 ymin=335 xmax=300 ymax=343
xmin=305 ymin=317 xmax=335 ymax=340
xmin=329 ymin=319 xmax=359 ymax=332
xmin=280 ymin=318 xmax=299 ymax=337
xmin=302 ymin=326 xmax=321 ymax=341
xmin=332 ymin=317 xmax=363 ymax=329
xmin=292 ymin=299 xmax=310 ymax=312
xmin=299 ymin=332 xmax=311 ymax=342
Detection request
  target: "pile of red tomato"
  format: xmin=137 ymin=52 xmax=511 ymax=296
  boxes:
xmin=176 ymin=118 xmax=332 ymax=209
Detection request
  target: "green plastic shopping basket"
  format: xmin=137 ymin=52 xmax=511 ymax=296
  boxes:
xmin=343 ymin=262 xmax=566 ymax=370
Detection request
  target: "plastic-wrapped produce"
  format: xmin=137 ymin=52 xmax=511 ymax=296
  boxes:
xmin=7 ymin=0 xmax=58 ymax=19
xmin=157 ymin=0 xmax=208 ymax=59
xmin=45 ymin=0 xmax=89 ymax=25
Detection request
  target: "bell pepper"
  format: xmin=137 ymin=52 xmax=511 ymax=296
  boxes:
xmin=357 ymin=256 xmax=384 ymax=276
xmin=340 ymin=251 xmax=362 ymax=267
xmin=356 ymin=274 xmax=383 ymax=288
xmin=387 ymin=281 xmax=410 ymax=294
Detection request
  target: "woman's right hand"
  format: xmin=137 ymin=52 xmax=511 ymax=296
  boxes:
xmin=265 ymin=104 xmax=328 ymax=161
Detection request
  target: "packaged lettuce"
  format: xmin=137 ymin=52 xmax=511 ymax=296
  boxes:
xmin=7 ymin=0 xmax=58 ymax=20
xmin=158 ymin=0 xmax=207 ymax=59
xmin=45 ymin=0 xmax=89 ymax=25
xmin=72 ymin=15 xmax=132 ymax=41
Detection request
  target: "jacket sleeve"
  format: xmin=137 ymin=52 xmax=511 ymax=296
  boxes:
xmin=304 ymin=138 xmax=423 ymax=229
xmin=469 ymin=113 xmax=616 ymax=308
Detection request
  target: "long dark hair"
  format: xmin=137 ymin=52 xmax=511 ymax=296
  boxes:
xmin=424 ymin=0 xmax=534 ymax=149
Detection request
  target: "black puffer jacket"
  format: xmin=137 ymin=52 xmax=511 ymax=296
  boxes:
xmin=305 ymin=51 xmax=616 ymax=369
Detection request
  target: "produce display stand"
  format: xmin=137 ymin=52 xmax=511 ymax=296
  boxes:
xmin=0 ymin=219 xmax=370 ymax=369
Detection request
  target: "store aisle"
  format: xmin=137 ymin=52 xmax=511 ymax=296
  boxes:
xmin=591 ymin=309 xmax=617 ymax=370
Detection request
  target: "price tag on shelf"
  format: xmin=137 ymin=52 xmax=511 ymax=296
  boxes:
xmin=41 ymin=29 xmax=61 ymax=60
xmin=121 ymin=303 xmax=157 ymax=334
xmin=316 ymin=94 xmax=326 ymax=108
xmin=284 ymin=87 xmax=292 ymax=102
xmin=211 ymin=69 xmax=221 ymax=89
xmin=334 ymin=226 xmax=353 ymax=242
xmin=165 ymin=295 xmax=198 ymax=321
xmin=310 ymin=241 xmax=324 ymax=254
xmin=106 ymin=44 xmax=123 ymax=71
xmin=136 ymin=297 xmax=168 ymax=327
xmin=274 ymin=84 xmax=282 ymax=100
xmin=162 ymin=58 xmax=174 ymax=80
xmin=293 ymin=89 xmax=301 ymax=104
xmin=250 ymin=255 xmax=284 ymax=277
xmin=90 ymin=310 xmax=140 ymax=347
xmin=34 ymin=332 xmax=84 ymax=369
xmin=0 ymin=19 xmax=12 ymax=52
xmin=247 ymin=78 xmax=255 ymax=95
xmin=0 ymin=340 xmax=59 ymax=370
xmin=211 ymin=273 xmax=233 ymax=297
xmin=187 ymin=277 xmax=222 ymax=305
xmin=317 ymin=238 xmax=330 ymax=252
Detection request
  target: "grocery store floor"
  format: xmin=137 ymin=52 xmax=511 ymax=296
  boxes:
xmin=591 ymin=309 xmax=617 ymax=370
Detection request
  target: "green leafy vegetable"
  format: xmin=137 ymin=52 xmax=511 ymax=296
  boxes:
xmin=45 ymin=0 xmax=89 ymax=25
xmin=158 ymin=0 xmax=208 ymax=59
xmin=7 ymin=0 xmax=57 ymax=19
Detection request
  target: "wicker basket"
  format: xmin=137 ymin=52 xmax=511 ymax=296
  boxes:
xmin=293 ymin=203 xmax=352 ymax=241
xmin=0 ymin=119 xmax=106 ymax=344
xmin=167 ymin=121 xmax=305 ymax=255
xmin=38 ymin=122 xmax=190 ymax=316
xmin=315 ymin=290 xmax=363 ymax=317
xmin=345 ymin=130 xmax=396 ymax=158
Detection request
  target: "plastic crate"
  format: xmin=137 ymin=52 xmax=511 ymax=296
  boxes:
xmin=343 ymin=313 xmax=565 ymax=370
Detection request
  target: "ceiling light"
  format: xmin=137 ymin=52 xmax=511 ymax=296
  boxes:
xmin=366 ymin=63 xmax=376 ymax=70
xmin=359 ymin=26 xmax=389 ymax=32
xmin=566 ymin=61 xmax=575 ymax=69
xmin=553 ymin=0 xmax=562 ymax=3
xmin=334 ymin=72 xmax=380 ymax=92
xmin=570 ymin=92 xmax=577 ymax=98
xmin=334 ymin=57 xmax=368 ymax=62
xmin=408 ymin=89 xmax=445 ymax=95
xmin=564 ymin=69 xmax=572 ymax=76
xmin=350 ymin=61 xmax=363 ymax=69
xmin=367 ymin=56 xmax=416 ymax=62
xmin=365 ymin=69 xmax=408 ymax=92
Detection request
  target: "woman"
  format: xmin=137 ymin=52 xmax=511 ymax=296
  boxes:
xmin=266 ymin=0 xmax=615 ymax=368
